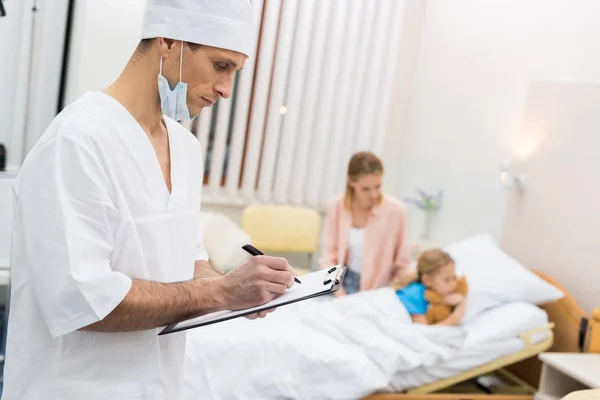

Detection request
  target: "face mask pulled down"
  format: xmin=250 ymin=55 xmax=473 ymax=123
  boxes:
xmin=158 ymin=41 xmax=194 ymax=122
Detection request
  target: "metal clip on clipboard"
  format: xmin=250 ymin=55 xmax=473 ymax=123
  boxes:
xmin=323 ymin=266 xmax=346 ymax=288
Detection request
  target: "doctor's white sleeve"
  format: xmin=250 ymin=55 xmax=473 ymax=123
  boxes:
xmin=17 ymin=131 xmax=132 ymax=338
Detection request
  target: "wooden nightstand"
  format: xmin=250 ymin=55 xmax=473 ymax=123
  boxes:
xmin=535 ymin=353 xmax=600 ymax=400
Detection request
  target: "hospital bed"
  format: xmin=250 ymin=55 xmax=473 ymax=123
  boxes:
xmin=289 ymin=269 xmax=556 ymax=398
xmin=182 ymin=271 xmax=594 ymax=400
xmin=182 ymin=233 xmax=598 ymax=399
xmin=363 ymin=270 xmax=580 ymax=399
xmin=367 ymin=271 xmax=600 ymax=400
xmin=182 ymin=286 xmax=560 ymax=399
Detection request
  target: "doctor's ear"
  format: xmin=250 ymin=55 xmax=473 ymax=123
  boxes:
xmin=157 ymin=38 xmax=179 ymax=57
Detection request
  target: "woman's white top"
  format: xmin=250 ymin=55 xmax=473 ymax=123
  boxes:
xmin=347 ymin=227 xmax=366 ymax=274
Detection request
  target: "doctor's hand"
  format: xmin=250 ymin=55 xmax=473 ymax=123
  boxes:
xmin=218 ymin=255 xmax=295 ymax=313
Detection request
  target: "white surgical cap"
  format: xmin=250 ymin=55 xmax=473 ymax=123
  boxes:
xmin=142 ymin=0 xmax=254 ymax=58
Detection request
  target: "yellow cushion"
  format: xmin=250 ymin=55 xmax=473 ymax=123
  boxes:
xmin=562 ymin=389 xmax=600 ymax=400
xmin=242 ymin=204 xmax=321 ymax=253
xmin=293 ymin=267 xmax=311 ymax=277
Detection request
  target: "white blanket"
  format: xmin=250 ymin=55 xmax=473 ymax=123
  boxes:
xmin=183 ymin=288 xmax=466 ymax=400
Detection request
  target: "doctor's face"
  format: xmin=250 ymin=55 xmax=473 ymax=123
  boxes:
xmin=160 ymin=40 xmax=246 ymax=118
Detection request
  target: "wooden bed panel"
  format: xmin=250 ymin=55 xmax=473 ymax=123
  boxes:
xmin=589 ymin=308 xmax=600 ymax=353
xmin=506 ymin=270 xmax=587 ymax=387
xmin=364 ymin=395 xmax=531 ymax=400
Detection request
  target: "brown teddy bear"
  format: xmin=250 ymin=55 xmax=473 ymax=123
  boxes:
xmin=424 ymin=276 xmax=469 ymax=324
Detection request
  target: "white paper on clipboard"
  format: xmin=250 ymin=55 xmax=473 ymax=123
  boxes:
xmin=159 ymin=265 xmax=346 ymax=334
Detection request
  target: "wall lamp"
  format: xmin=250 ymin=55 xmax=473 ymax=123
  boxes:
xmin=500 ymin=162 xmax=526 ymax=192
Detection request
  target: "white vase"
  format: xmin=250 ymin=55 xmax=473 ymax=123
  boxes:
xmin=421 ymin=210 xmax=438 ymax=240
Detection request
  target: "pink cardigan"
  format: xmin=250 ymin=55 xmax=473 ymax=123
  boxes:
xmin=319 ymin=194 xmax=411 ymax=292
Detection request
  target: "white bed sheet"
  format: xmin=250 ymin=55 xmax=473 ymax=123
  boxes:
xmin=182 ymin=289 xmax=549 ymax=399
xmin=388 ymin=301 xmax=550 ymax=391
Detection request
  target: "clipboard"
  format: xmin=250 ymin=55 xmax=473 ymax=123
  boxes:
xmin=159 ymin=265 xmax=346 ymax=335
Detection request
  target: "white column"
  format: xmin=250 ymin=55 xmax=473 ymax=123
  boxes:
xmin=256 ymin=0 xmax=299 ymax=203
xmin=304 ymin=0 xmax=350 ymax=208
xmin=319 ymin=0 xmax=364 ymax=208
xmin=208 ymin=98 xmax=233 ymax=197
xmin=240 ymin=0 xmax=282 ymax=201
xmin=225 ymin=0 xmax=265 ymax=200
xmin=333 ymin=0 xmax=378 ymax=194
xmin=372 ymin=0 xmax=407 ymax=155
xmin=354 ymin=0 xmax=395 ymax=151
xmin=23 ymin=0 xmax=70 ymax=156
xmin=0 ymin=0 xmax=34 ymax=166
xmin=288 ymin=0 xmax=333 ymax=206
xmin=195 ymin=107 xmax=213 ymax=176
xmin=272 ymin=0 xmax=317 ymax=204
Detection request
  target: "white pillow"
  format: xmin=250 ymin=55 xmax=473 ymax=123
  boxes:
xmin=444 ymin=233 xmax=564 ymax=322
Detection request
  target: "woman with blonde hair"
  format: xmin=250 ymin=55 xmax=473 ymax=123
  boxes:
xmin=319 ymin=151 xmax=410 ymax=296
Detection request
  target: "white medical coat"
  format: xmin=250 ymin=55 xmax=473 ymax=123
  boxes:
xmin=3 ymin=91 xmax=209 ymax=400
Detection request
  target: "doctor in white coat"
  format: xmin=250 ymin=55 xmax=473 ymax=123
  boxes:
xmin=2 ymin=1 xmax=296 ymax=399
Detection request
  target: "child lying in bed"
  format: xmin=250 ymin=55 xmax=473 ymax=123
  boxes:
xmin=396 ymin=249 xmax=466 ymax=326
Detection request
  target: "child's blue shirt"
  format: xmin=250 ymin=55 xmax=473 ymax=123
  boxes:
xmin=396 ymin=281 xmax=428 ymax=315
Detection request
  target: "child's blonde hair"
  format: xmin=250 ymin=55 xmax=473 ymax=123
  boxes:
xmin=391 ymin=248 xmax=455 ymax=290
xmin=417 ymin=249 xmax=454 ymax=281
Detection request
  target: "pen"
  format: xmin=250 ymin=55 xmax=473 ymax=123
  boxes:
xmin=242 ymin=244 xmax=302 ymax=284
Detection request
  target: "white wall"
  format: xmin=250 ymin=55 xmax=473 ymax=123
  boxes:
xmin=389 ymin=0 xmax=600 ymax=247
xmin=0 ymin=174 xmax=16 ymax=266
xmin=64 ymin=0 xmax=146 ymax=104
xmin=502 ymin=82 xmax=600 ymax=313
